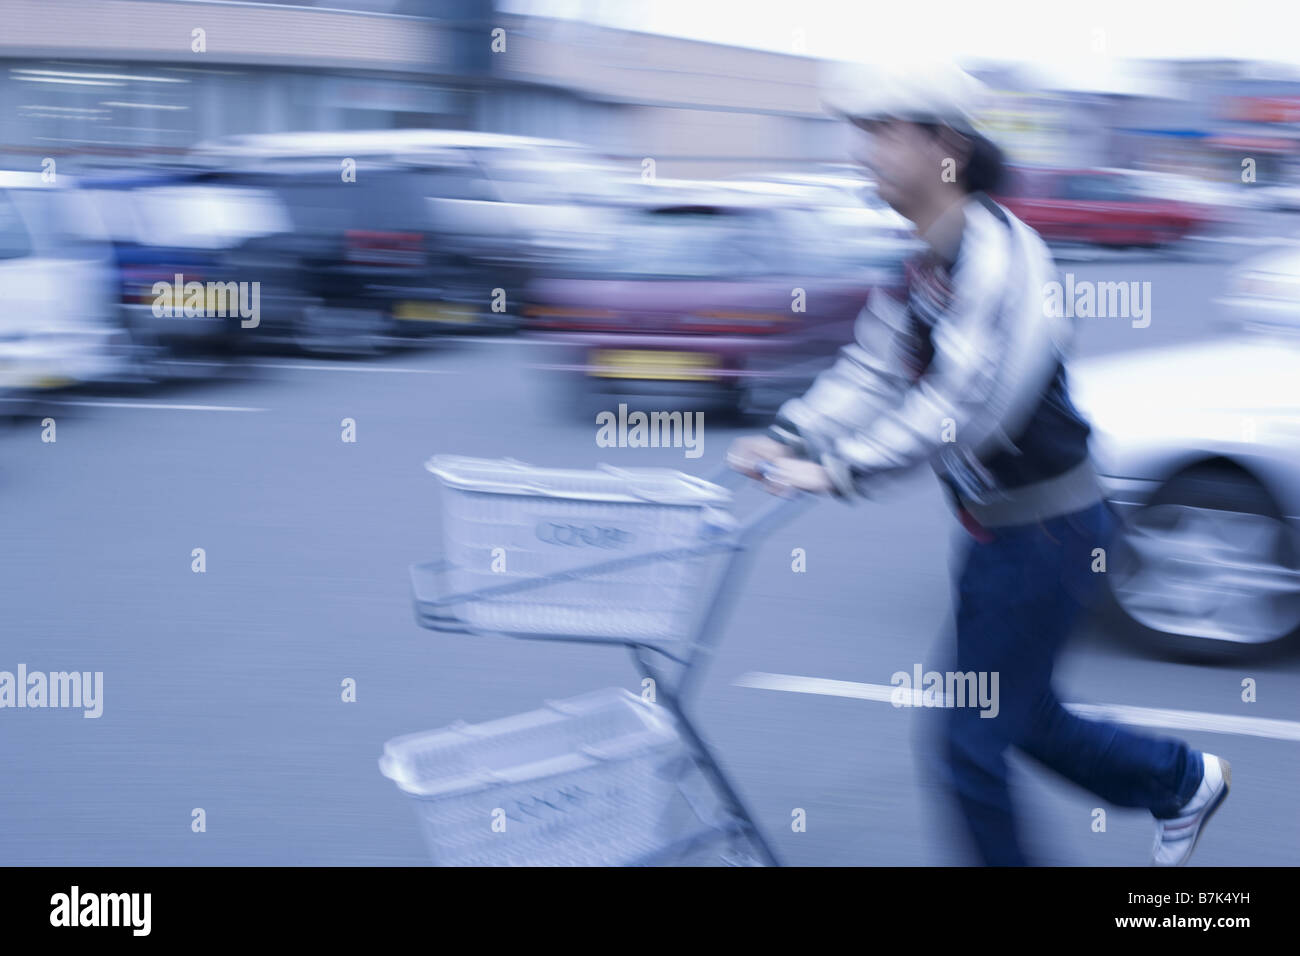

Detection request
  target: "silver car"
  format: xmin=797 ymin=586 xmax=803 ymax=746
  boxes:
xmin=1070 ymin=250 xmax=1300 ymax=658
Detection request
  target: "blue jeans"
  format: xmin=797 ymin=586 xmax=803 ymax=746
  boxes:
xmin=940 ymin=501 xmax=1203 ymax=865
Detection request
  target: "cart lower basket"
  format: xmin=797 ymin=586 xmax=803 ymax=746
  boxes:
xmin=381 ymin=456 xmax=811 ymax=865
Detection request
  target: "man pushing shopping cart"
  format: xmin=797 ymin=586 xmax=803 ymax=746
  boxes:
xmin=383 ymin=61 xmax=1227 ymax=869
xmin=391 ymin=454 xmax=810 ymax=866
xmin=726 ymin=61 xmax=1228 ymax=867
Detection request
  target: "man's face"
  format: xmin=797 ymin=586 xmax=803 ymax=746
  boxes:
xmin=850 ymin=118 xmax=953 ymax=218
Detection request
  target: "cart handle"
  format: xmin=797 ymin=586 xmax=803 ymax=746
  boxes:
xmin=707 ymin=461 xmax=749 ymax=490
xmin=706 ymin=460 xmax=813 ymax=545
xmin=411 ymin=486 xmax=810 ymax=614
xmin=410 ymin=458 xmax=814 ymax=616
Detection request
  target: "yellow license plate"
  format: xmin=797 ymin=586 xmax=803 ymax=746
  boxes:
xmin=393 ymin=302 xmax=477 ymax=324
xmin=149 ymin=290 xmax=228 ymax=313
xmin=588 ymin=349 xmax=716 ymax=381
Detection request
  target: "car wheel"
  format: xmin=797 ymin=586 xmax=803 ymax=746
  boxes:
xmin=111 ymin=313 xmax=176 ymax=386
xmin=568 ymin=382 xmax=744 ymax=425
xmin=293 ymin=305 xmax=390 ymax=357
xmin=1107 ymin=464 xmax=1300 ymax=660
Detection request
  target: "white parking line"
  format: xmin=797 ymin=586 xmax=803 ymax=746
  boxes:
xmin=249 ymin=362 xmax=454 ymax=374
xmin=0 ymin=398 xmax=264 ymax=412
xmin=733 ymin=671 xmax=1300 ymax=742
xmin=439 ymin=335 xmax=526 ymax=345
xmin=163 ymin=360 xmax=453 ymax=374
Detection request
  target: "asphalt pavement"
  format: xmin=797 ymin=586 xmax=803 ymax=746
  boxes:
xmin=2 ymin=237 xmax=1298 ymax=866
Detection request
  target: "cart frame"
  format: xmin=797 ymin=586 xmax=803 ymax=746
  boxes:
xmin=409 ymin=463 xmax=812 ymax=866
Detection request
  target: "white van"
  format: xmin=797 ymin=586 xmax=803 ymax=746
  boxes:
xmin=0 ymin=172 xmax=126 ymax=392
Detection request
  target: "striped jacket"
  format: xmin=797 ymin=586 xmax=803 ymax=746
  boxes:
xmin=770 ymin=192 xmax=1099 ymax=529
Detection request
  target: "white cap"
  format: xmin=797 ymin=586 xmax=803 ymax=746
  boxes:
xmin=820 ymin=59 xmax=988 ymax=136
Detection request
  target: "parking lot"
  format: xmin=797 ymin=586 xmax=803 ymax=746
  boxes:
xmin=2 ymin=239 xmax=1297 ymax=866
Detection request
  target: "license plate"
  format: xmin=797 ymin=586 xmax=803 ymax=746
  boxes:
xmin=393 ymin=301 xmax=477 ymax=324
xmin=143 ymin=290 xmax=229 ymax=315
xmin=588 ymin=349 xmax=716 ymax=381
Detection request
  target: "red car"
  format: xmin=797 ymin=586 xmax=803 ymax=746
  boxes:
xmin=994 ymin=167 xmax=1220 ymax=247
xmin=522 ymin=187 xmax=912 ymax=416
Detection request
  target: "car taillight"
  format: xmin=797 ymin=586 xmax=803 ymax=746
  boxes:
xmin=521 ymin=306 xmax=621 ymax=330
xmin=675 ymin=310 xmax=794 ymax=334
xmin=344 ymin=230 xmax=425 ymax=267
xmin=122 ymin=268 xmax=201 ymax=305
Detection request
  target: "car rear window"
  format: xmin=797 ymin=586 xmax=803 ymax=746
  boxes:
xmin=473 ymin=145 xmax=617 ymax=205
xmin=82 ymin=189 xmax=143 ymax=244
xmin=417 ymin=163 xmax=499 ymax=203
xmin=254 ymin=170 xmax=429 ymax=234
xmin=131 ymin=185 xmax=290 ymax=248
xmin=578 ymin=207 xmax=782 ymax=278
xmin=0 ymin=189 xmax=34 ymax=260
xmin=997 ymin=169 xmax=1055 ymax=199
xmin=1059 ymin=175 xmax=1140 ymax=202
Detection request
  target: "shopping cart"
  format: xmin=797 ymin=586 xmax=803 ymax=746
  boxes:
xmin=385 ymin=455 xmax=812 ymax=866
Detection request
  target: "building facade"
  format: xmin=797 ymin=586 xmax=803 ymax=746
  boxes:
xmin=1 ymin=1 xmax=1296 ymax=184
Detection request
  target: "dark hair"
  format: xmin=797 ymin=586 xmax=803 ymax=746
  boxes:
xmin=918 ymin=123 xmax=1006 ymax=195
xmin=962 ymin=133 xmax=1006 ymax=195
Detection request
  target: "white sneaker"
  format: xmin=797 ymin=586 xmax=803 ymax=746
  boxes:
xmin=1151 ymin=753 xmax=1231 ymax=866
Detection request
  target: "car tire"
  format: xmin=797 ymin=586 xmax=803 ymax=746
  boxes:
xmin=1104 ymin=463 xmax=1300 ymax=662
xmin=110 ymin=312 xmax=180 ymax=387
xmin=568 ymin=381 xmax=745 ymax=426
xmin=293 ymin=305 xmax=391 ymax=358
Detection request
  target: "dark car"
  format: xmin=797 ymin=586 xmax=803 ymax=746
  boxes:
xmin=994 ymin=166 xmax=1221 ymax=247
xmin=193 ymin=131 xmax=620 ymax=353
xmin=523 ymin=185 xmax=908 ymax=416
xmin=78 ymin=169 xmax=289 ymax=370
xmin=213 ymin=157 xmax=543 ymax=356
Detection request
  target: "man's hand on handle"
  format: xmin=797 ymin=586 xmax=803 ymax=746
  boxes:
xmin=726 ymin=434 xmax=835 ymax=497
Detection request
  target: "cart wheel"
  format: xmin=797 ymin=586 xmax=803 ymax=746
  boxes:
xmin=718 ymin=842 xmax=766 ymax=867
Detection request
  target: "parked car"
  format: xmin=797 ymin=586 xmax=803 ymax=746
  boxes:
xmin=523 ymin=182 xmax=907 ymax=416
xmin=1246 ymin=183 xmax=1300 ymax=213
xmin=193 ymin=130 xmax=620 ymax=345
xmin=995 ymin=166 xmax=1221 ymax=247
xmin=724 ymin=170 xmax=920 ymax=266
xmin=78 ymin=168 xmax=290 ymax=370
xmin=1070 ymin=257 xmax=1300 ymax=659
xmin=214 ymin=162 xmax=470 ymax=354
xmin=1119 ymin=170 xmax=1250 ymax=234
xmin=0 ymin=172 xmax=126 ymax=397
xmin=1216 ymin=245 xmax=1300 ymax=331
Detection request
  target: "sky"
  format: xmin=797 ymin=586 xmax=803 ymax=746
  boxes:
xmin=499 ymin=0 xmax=1300 ymax=68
